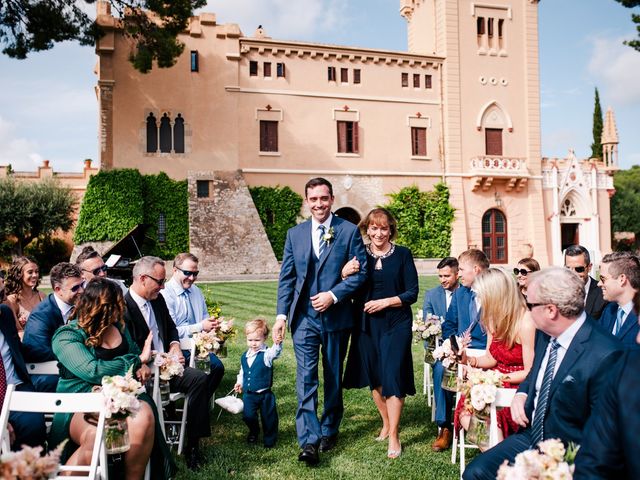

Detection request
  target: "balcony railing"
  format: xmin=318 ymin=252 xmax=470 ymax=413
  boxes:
xmin=470 ymin=156 xmax=529 ymax=192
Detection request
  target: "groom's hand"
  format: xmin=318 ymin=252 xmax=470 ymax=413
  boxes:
xmin=273 ymin=318 xmax=286 ymax=342
xmin=311 ymin=292 xmax=334 ymax=312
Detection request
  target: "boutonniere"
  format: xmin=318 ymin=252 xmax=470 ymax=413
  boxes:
xmin=323 ymin=227 xmax=335 ymax=244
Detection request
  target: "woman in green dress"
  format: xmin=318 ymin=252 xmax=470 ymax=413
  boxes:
xmin=50 ymin=278 xmax=175 ymax=480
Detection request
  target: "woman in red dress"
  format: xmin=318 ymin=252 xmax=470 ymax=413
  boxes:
xmin=455 ymin=267 xmax=536 ymax=445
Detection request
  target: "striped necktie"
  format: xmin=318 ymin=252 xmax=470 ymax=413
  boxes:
xmin=613 ymin=306 xmax=625 ymax=335
xmin=531 ymin=338 xmax=560 ymax=446
xmin=318 ymin=225 xmax=326 ymax=258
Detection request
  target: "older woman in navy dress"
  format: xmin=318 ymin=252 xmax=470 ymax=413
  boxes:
xmin=343 ymin=208 xmax=419 ymax=459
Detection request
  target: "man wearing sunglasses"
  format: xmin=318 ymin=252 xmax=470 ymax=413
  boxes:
xmin=23 ymin=262 xmax=85 ymax=392
xmin=75 ymin=245 xmax=127 ymax=293
xmin=564 ymin=244 xmax=608 ymax=320
xmin=161 ymin=253 xmax=225 ymax=399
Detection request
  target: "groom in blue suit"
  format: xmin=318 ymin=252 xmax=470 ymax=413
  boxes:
xmin=274 ymin=177 xmax=367 ymax=465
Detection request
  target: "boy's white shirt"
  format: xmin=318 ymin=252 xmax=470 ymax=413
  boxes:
xmin=236 ymin=342 xmax=283 ymax=391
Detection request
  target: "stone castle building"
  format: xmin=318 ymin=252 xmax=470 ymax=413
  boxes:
xmin=93 ymin=0 xmax=618 ymax=273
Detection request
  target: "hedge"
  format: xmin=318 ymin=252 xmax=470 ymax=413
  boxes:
xmin=250 ymin=186 xmax=303 ymax=260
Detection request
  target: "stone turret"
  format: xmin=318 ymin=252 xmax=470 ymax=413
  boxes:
xmin=601 ymin=107 xmax=619 ymax=170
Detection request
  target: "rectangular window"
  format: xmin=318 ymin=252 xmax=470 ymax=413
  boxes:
xmin=264 ymin=62 xmax=272 ymax=77
xmin=259 ymin=120 xmax=278 ymax=152
xmin=485 ymin=128 xmax=503 ymax=156
xmin=425 ymin=74 xmax=432 ymax=89
xmin=353 ymin=69 xmax=361 ymax=84
xmin=401 ymin=72 xmax=409 ymax=87
xmin=498 ymin=19 xmax=504 ymax=39
xmin=488 ymin=18 xmax=494 ymax=37
xmin=411 ymin=127 xmax=427 ymax=156
xmin=413 ymin=74 xmax=420 ymax=88
xmin=337 ymin=121 xmax=359 ymax=154
xmin=158 ymin=213 xmax=166 ymax=244
xmin=249 ymin=61 xmax=258 ymax=76
xmin=477 ymin=17 xmax=485 ymax=35
xmin=196 ymin=180 xmax=211 ymax=198
xmin=328 ymin=66 xmax=336 ymax=81
xmin=190 ymin=51 xmax=199 ymax=72
xmin=341 ymin=68 xmax=348 ymax=83
xmin=277 ymin=62 xmax=286 ymax=77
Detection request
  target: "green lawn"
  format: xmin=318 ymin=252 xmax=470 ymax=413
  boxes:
xmin=174 ymin=277 xmax=469 ymax=479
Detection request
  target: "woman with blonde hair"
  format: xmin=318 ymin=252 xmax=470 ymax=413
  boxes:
xmin=50 ymin=278 xmax=175 ymax=479
xmin=455 ymin=268 xmax=536 ymax=443
xmin=3 ymin=256 xmax=45 ymax=335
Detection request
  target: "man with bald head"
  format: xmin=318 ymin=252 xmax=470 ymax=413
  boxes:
xmin=463 ymin=267 xmax=623 ymax=480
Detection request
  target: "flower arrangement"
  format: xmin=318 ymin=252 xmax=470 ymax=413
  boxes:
xmin=461 ymin=368 xmax=503 ymax=416
xmin=0 ymin=441 xmax=66 ymax=479
xmin=215 ymin=318 xmax=237 ymax=344
xmin=497 ymin=438 xmax=579 ymax=479
xmin=99 ymin=367 xmax=145 ymax=419
xmin=154 ymin=352 xmax=185 ymax=381
xmin=412 ymin=309 xmax=443 ymax=344
xmin=432 ymin=331 xmax=470 ymax=368
xmin=193 ymin=330 xmax=221 ymax=359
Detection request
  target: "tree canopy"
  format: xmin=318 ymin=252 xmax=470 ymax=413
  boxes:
xmin=611 ymin=166 xmax=640 ymax=245
xmin=0 ymin=0 xmax=206 ymax=73
xmin=0 ymin=177 xmax=77 ymax=255
xmin=614 ymin=0 xmax=640 ymax=51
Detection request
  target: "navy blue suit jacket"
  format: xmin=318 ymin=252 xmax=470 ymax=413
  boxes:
xmin=0 ymin=304 xmax=32 ymax=385
xmin=442 ymin=285 xmax=486 ymax=349
xmin=22 ymin=293 xmax=64 ymax=362
xmin=585 ymin=277 xmax=607 ymax=320
xmin=574 ymin=349 xmax=640 ymax=479
xmin=598 ymin=302 xmax=639 ymax=349
xmin=276 ymin=215 xmax=367 ymax=332
xmin=516 ymin=317 xmax=623 ymax=445
xmin=422 ymin=285 xmax=448 ymax=319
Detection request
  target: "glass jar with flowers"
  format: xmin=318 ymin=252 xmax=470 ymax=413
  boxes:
xmin=412 ymin=309 xmax=443 ymax=364
xmin=153 ymin=352 xmax=185 ymax=405
xmin=460 ymin=368 xmax=503 ymax=449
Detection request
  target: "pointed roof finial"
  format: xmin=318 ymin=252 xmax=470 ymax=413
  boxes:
xmin=601 ymin=107 xmax=619 ymax=145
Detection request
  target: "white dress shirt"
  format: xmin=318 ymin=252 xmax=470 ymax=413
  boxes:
xmin=236 ymin=343 xmax=283 ymax=393
xmin=614 ymin=300 xmax=634 ymax=334
xmin=129 ymin=289 xmax=164 ymax=353
xmin=53 ymin=294 xmax=74 ymax=324
xmin=311 ymin=214 xmax=333 ymax=258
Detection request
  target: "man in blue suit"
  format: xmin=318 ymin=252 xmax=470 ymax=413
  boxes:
xmin=574 ymin=299 xmax=640 ymax=478
xmin=597 ymin=251 xmax=640 ymax=349
xmin=463 ymin=267 xmax=623 ymax=480
xmin=422 ymin=256 xmax=459 ymax=451
xmin=273 ymin=177 xmax=367 ymax=465
xmin=433 ymin=249 xmax=489 ymax=452
xmin=22 ymin=262 xmax=84 ymax=392
xmin=0 ymin=304 xmax=46 ymax=449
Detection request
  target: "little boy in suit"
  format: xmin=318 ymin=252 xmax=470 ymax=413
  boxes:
xmin=234 ymin=318 xmax=283 ymax=448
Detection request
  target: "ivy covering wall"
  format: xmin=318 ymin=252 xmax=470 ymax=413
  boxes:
xmin=74 ymin=169 xmax=188 ymax=258
xmin=383 ymin=183 xmax=455 ymax=258
xmin=249 ymin=186 xmax=303 ymax=261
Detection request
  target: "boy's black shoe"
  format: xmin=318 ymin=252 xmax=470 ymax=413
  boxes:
xmin=247 ymin=433 xmax=258 ymax=445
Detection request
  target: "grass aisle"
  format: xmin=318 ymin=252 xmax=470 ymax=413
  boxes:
xmin=177 ymin=277 xmax=466 ymax=479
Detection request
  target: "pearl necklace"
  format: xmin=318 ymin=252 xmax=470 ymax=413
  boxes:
xmin=366 ymin=243 xmax=395 ymax=270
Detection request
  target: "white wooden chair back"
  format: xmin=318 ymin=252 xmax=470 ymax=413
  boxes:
xmin=488 ymin=388 xmax=516 ymax=446
xmin=26 ymin=361 xmax=60 ymax=375
xmin=0 ymin=384 xmax=108 ymax=480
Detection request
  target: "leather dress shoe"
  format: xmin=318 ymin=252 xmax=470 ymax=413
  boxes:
xmin=319 ymin=434 xmax=338 ymax=452
xmin=431 ymin=427 xmax=453 ymax=452
xmin=298 ymin=444 xmax=320 ymax=466
xmin=185 ymin=446 xmax=204 ymax=471
xmin=247 ymin=433 xmax=258 ymax=445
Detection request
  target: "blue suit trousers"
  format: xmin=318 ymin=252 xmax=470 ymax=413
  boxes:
xmin=242 ymin=390 xmax=278 ymax=447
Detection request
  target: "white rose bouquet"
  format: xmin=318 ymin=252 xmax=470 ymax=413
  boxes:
xmin=462 ymin=368 xmax=503 ymax=417
xmin=99 ymin=367 xmax=145 ymax=419
xmin=412 ymin=310 xmax=443 ymax=344
xmin=154 ymin=352 xmax=185 ymax=380
xmin=497 ymin=438 xmax=579 ymax=479
xmin=193 ymin=330 xmax=221 ymax=359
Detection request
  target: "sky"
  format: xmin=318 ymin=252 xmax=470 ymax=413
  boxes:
xmin=0 ymin=0 xmax=639 ymax=172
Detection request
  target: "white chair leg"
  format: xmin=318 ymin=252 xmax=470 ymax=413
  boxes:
xmin=426 ymin=363 xmax=432 ymax=407
xmin=431 ymin=394 xmax=436 ymax=422
xmin=459 ymin=429 xmax=466 ymax=478
xmin=423 ymin=361 xmax=428 ymax=395
xmin=177 ymin=397 xmax=189 ymax=455
xmin=451 ymin=427 xmax=457 ymax=463
xmin=144 ymin=460 xmax=151 ymax=480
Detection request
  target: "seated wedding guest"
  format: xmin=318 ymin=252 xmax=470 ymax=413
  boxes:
xmin=513 ymin=257 xmax=540 ymax=299
xmin=422 ymin=256 xmax=459 ymax=451
xmin=573 ymin=291 xmax=640 ymax=478
xmin=50 ymin=278 xmax=175 ymax=479
xmin=3 ymin=256 xmax=46 ymax=336
xmin=123 ymin=256 xmax=211 ymax=471
xmin=75 ymin=246 xmax=127 ymax=293
xmin=564 ymin=244 xmax=607 ymax=319
xmin=462 ymin=267 xmax=624 ymax=480
xmin=23 ymin=263 xmax=85 ymax=393
xmin=343 ymin=208 xmax=419 ymax=459
xmin=432 ymin=249 xmax=489 ymax=452
xmin=456 ymin=268 xmax=535 ymax=445
xmin=597 ymin=251 xmax=640 ymax=348
xmin=160 ymin=253 xmax=225 ymax=397
xmin=0 ymin=304 xmax=46 ymax=450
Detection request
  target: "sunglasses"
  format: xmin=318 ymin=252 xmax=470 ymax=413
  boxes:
xmin=83 ymin=264 xmax=108 ymax=276
xmin=513 ymin=268 xmax=531 ymax=276
xmin=144 ymin=274 xmax=166 ymax=286
xmin=70 ymin=283 xmax=84 ymax=293
xmin=565 ymin=266 xmax=587 ymax=273
xmin=526 ymin=302 xmax=545 ymax=311
xmin=179 ymin=268 xmax=199 ymax=278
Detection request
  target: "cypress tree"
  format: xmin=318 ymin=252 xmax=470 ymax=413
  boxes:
xmin=591 ymin=87 xmax=603 ymax=159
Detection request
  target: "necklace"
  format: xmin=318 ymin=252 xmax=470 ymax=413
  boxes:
xmin=366 ymin=243 xmax=395 ymax=270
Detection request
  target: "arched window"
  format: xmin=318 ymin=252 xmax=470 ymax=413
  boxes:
xmin=174 ymin=114 xmax=185 ymax=153
xmin=146 ymin=113 xmax=158 ymax=153
xmin=482 ymin=209 xmax=508 ymax=264
xmin=159 ymin=113 xmax=172 ymax=153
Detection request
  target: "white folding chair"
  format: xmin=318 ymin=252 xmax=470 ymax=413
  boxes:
xmin=423 ymin=337 xmax=440 ymax=421
xmin=0 ymin=385 xmax=108 ymax=480
xmin=26 ymin=361 xmax=60 ymax=375
xmin=451 ymin=348 xmax=485 ymax=467
xmin=152 ymin=338 xmax=194 ymax=455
